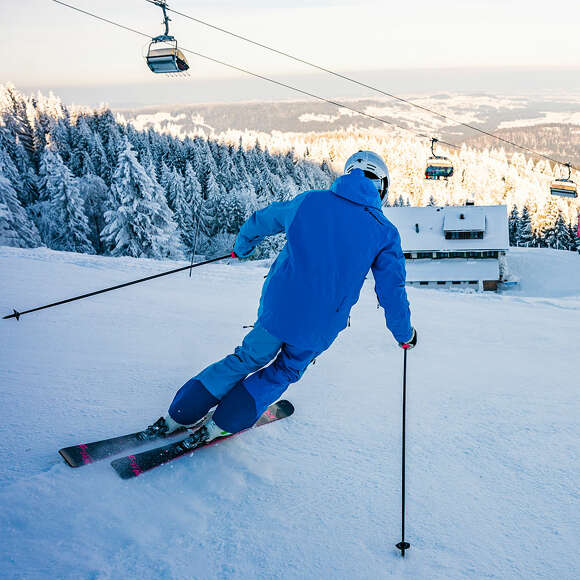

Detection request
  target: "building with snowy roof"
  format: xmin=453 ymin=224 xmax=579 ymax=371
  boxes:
xmin=384 ymin=204 xmax=509 ymax=291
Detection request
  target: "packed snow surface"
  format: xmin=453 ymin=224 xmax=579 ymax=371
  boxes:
xmin=0 ymin=246 xmax=578 ymax=579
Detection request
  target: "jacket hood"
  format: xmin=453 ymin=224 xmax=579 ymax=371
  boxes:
xmin=330 ymin=168 xmax=382 ymax=209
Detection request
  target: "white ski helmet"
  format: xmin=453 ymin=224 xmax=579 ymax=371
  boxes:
xmin=344 ymin=151 xmax=390 ymax=197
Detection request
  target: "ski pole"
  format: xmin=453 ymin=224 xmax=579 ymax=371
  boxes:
xmin=3 ymin=253 xmax=232 ymax=321
xmin=395 ymin=346 xmax=411 ymax=557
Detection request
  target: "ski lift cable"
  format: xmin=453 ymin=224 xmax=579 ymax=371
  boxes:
xmin=51 ymin=0 xmax=457 ymax=149
xmin=151 ymin=0 xmax=578 ymax=172
xmin=52 ymin=0 xmax=578 ymax=180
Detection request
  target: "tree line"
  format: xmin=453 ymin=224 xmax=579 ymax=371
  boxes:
xmin=1 ymin=84 xmax=578 ymax=258
xmin=0 ymin=84 xmax=333 ymax=259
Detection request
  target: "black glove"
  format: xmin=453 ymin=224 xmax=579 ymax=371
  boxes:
xmin=399 ymin=328 xmax=417 ymax=350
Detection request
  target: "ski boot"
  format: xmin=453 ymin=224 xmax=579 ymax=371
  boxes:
xmin=138 ymin=414 xmax=207 ymax=440
xmin=181 ymin=419 xmax=231 ymax=449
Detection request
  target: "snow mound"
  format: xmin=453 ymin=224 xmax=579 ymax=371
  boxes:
xmin=505 ymin=247 xmax=580 ymax=298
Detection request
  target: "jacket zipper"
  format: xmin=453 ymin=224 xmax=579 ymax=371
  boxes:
xmin=365 ymin=207 xmax=385 ymax=226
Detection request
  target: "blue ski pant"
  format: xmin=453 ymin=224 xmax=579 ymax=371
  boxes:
xmin=169 ymin=324 xmax=319 ymax=433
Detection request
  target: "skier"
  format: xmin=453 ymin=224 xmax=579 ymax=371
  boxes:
xmin=153 ymin=151 xmax=417 ymax=444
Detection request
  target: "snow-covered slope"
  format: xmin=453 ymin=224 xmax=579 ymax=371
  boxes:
xmin=0 ymin=246 xmax=578 ymax=579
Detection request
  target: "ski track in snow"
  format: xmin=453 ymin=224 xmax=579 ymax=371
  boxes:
xmin=0 ymin=246 xmax=579 ymax=580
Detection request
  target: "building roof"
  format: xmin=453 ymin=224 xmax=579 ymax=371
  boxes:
xmin=443 ymin=209 xmax=486 ymax=232
xmin=384 ymin=205 xmax=509 ymax=251
xmin=405 ymin=258 xmax=499 ymax=282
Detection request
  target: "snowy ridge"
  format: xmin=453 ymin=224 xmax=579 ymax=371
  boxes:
xmin=0 ymin=247 xmax=578 ymax=579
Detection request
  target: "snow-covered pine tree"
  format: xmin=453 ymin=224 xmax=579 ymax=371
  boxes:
xmin=509 ymin=205 xmax=520 ymax=246
xmin=182 ymin=161 xmax=203 ymax=247
xmin=89 ymin=132 xmax=111 ymax=185
xmin=0 ymin=174 xmax=41 ymax=247
xmin=171 ymin=165 xmax=197 ymax=252
xmin=551 ymin=211 xmax=575 ymax=251
xmin=0 ymin=146 xmax=22 ymax=194
xmin=101 ymin=139 xmax=181 ymax=259
xmin=164 ymin=166 xmax=185 ymax=212
xmin=36 ymin=142 xmax=94 ymax=253
xmin=519 ymin=205 xmax=534 ymax=247
xmin=79 ymin=173 xmax=110 ymax=254
xmin=69 ymin=115 xmax=94 ymax=176
xmin=216 ymin=145 xmax=238 ymax=192
xmin=536 ymin=198 xmax=560 ymax=248
xmin=203 ymin=169 xmax=223 ymax=236
xmin=570 ymin=220 xmax=580 ymax=253
xmin=159 ymin=160 xmax=171 ymax=195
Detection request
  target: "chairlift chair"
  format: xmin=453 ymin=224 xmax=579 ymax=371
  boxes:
xmin=550 ymin=163 xmax=577 ymax=198
xmin=425 ymin=138 xmax=454 ymax=180
xmin=146 ymin=39 xmax=189 ymax=74
xmin=145 ymin=1 xmax=189 ymax=75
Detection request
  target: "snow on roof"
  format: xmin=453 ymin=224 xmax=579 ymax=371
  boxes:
xmin=405 ymin=258 xmax=499 ymax=282
xmin=384 ymin=205 xmax=509 ymax=251
xmin=443 ymin=209 xmax=486 ymax=232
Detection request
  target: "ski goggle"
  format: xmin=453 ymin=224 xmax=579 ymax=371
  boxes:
xmin=364 ymin=170 xmax=388 ymax=195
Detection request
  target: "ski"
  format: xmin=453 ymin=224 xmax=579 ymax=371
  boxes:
xmin=58 ymin=416 xmax=203 ymax=468
xmin=111 ymin=400 xmax=295 ymax=479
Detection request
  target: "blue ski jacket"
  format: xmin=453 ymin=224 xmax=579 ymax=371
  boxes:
xmin=234 ymin=168 xmax=413 ymax=351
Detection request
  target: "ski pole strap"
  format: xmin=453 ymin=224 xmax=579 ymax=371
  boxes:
xmin=3 ymin=253 xmax=231 ymax=321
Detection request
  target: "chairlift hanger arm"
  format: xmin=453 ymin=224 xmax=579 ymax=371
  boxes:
xmin=431 ymin=138 xmax=438 ymax=158
xmin=151 ymin=0 xmax=171 ymax=39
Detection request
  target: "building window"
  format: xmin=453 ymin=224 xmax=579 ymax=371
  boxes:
xmin=452 ymin=281 xmax=461 ymax=285
xmin=468 ymin=281 xmax=478 ymax=285
xmin=467 ymin=251 xmax=481 ymax=258
xmin=437 ymin=281 xmax=446 ymax=285
xmin=420 ymin=281 xmax=429 ymax=286
xmin=404 ymin=253 xmax=412 ymax=259
xmin=444 ymin=231 xmax=484 ymax=240
xmin=417 ymin=252 xmax=432 ymax=259
xmin=450 ymin=252 xmax=466 ymax=258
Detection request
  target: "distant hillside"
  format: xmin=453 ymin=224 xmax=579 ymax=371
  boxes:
xmin=116 ymin=92 xmax=580 ymax=157
xmin=466 ymin=124 xmax=580 ymax=168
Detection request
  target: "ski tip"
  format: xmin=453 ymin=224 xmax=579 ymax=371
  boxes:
xmin=58 ymin=448 xmax=83 ymax=468
xmin=276 ymin=399 xmax=295 ymax=417
xmin=111 ymin=456 xmax=143 ymax=480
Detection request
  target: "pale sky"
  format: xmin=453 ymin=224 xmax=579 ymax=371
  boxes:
xmin=2 ymin=0 xmax=580 ymax=93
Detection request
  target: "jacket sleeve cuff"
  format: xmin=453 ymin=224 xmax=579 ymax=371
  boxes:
xmin=395 ymin=326 xmax=414 ymax=344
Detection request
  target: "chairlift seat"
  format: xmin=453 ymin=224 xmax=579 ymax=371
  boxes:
xmin=550 ymin=179 xmax=578 ymax=198
xmin=146 ymin=43 xmax=189 ymax=74
xmin=425 ymin=158 xmax=454 ymax=180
